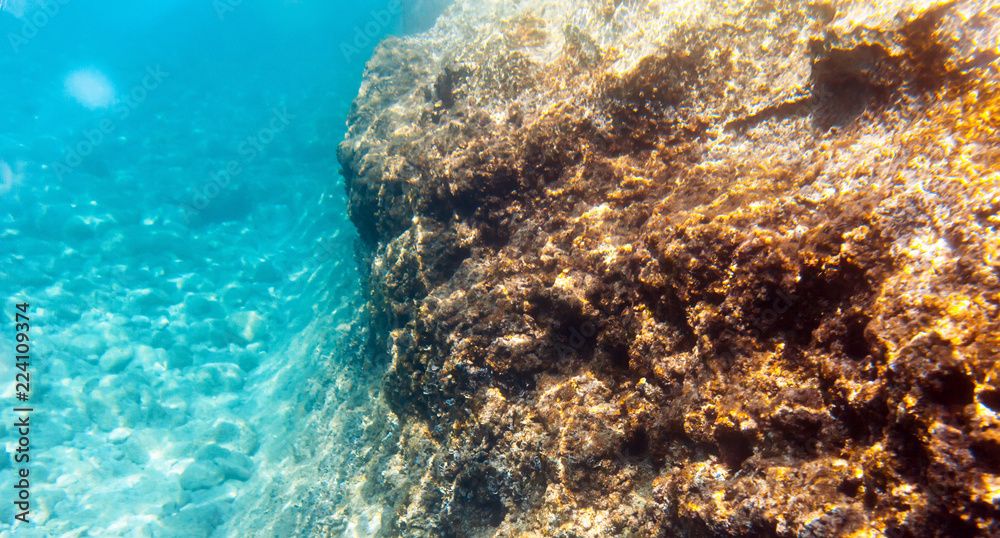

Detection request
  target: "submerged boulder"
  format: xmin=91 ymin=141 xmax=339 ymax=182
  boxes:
xmin=339 ymin=0 xmax=1000 ymax=535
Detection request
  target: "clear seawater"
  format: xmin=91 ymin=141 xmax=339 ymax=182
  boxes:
xmin=0 ymin=1 xmax=405 ymax=535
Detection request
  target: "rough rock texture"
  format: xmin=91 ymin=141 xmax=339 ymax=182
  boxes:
xmin=338 ymin=0 xmax=1000 ymax=536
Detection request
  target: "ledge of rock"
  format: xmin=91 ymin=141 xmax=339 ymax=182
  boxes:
xmin=339 ymin=0 xmax=1000 ymax=535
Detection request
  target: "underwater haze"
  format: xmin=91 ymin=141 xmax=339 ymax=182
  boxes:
xmin=0 ymin=0 xmax=414 ymax=535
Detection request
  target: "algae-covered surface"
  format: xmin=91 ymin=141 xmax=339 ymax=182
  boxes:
xmin=335 ymin=0 xmax=1000 ymax=535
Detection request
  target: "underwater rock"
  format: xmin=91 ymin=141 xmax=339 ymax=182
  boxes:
xmin=195 ymin=444 xmax=254 ymax=481
xmin=340 ymin=0 xmax=1000 ymax=536
xmin=192 ymin=363 xmax=246 ymax=394
xmin=179 ymin=462 xmax=225 ymax=491
xmin=99 ymin=346 xmax=134 ymax=373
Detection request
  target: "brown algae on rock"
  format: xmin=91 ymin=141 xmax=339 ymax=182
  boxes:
xmin=336 ymin=0 xmax=1000 ymax=535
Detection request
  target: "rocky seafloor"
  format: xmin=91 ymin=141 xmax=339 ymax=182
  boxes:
xmin=332 ymin=0 xmax=1000 ymax=536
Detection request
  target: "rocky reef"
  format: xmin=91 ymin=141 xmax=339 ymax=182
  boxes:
xmin=337 ymin=0 xmax=1000 ymax=535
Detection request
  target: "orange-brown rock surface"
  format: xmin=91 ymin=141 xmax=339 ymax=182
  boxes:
xmin=337 ymin=0 xmax=1000 ymax=535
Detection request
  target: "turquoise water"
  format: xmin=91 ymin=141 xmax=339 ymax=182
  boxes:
xmin=0 ymin=1 xmax=403 ymax=535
